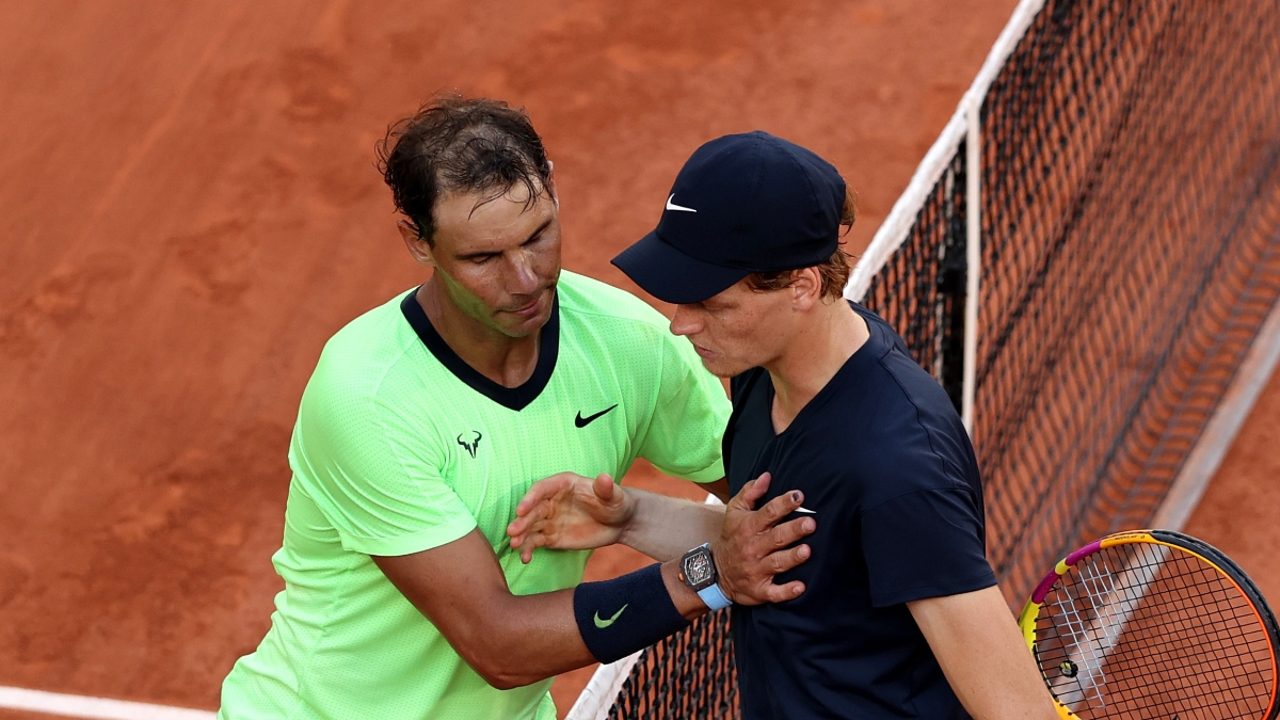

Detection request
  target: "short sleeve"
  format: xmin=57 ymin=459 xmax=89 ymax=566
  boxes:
xmin=292 ymin=386 xmax=477 ymax=557
xmin=860 ymin=487 xmax=997 ymax=607
xmin=636 ymin=330 xmax=731 ymax=483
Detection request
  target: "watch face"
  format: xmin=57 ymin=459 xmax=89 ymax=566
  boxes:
xmin=682 ymin=546 xmax=715 ymax=589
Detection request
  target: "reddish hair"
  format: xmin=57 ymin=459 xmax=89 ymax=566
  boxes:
xmin=744 ymin=186 xmax=857 ymax=299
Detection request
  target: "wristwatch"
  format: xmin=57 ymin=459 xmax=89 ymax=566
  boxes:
xmin=680 ymin=543 xmax=733 ymax=610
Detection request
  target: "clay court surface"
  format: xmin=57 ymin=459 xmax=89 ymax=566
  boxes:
xmin=1 ymin=1 xmax=1275 ymax=718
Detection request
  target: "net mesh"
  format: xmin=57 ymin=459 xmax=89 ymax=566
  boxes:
xmin=581 ymin=1 xmax=1280 ymax=716
xmin=975 ymin=0 xmax=1280 ymax=604
xmin=862 ymin=145 xmax=970 ymax=411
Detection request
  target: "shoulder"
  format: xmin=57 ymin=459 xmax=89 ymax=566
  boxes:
xmin=303 ymin=290 xmax=433 ymax=428
xmin=848 ymin=301 xmax=957 ymax=422
xmin=554 ymin=270 xmax=690 ymax=367
xmin=849 ymin=301 xmax=911 ymax=360
xmin=819 ymin=306 xmax=978 ymax=496
xmin=556 ymin=270 xmax=671 ymax=330
xmin=315 ymin=291 xmax=418 ymax=378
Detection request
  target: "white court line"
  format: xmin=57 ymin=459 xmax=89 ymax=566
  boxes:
xmin=1153 ymin=300 xmax=1280 ymax=530
xmin=0 ymin=686 xmax=215 ymax=720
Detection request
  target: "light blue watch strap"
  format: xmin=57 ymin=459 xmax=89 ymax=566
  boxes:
xmin=697 ymin=582 xmax=733 ymax=611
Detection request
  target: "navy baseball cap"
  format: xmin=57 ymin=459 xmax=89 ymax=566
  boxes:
xmin=612 ymin=131 xmax=845 ymax=304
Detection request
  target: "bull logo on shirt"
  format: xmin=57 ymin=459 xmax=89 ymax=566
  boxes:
xmin=457 ymin=430 xmax=483 ymax=459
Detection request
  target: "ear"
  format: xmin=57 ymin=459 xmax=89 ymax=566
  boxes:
xmin=790 ymin=267 xmax=823 ymax=311
xmin=398 ymin=221 xmax=435 ymax=266
xmin=546 ymin=160 xmax=559 ymax=208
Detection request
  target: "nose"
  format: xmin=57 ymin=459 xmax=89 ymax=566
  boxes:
xmin=670 ymin=305 xmax=699 ymax=337
xmin=507 ymin=251 xmax=540 ymax=295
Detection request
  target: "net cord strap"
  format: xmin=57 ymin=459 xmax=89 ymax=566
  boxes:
xmin=846 ymin=0 xmax=1047 ymax=306
xmin=962 ymin=101 xmax=981 ymax=431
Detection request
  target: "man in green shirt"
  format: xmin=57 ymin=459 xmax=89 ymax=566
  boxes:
xmin=217 ymin=96 xmax=813 ymax=719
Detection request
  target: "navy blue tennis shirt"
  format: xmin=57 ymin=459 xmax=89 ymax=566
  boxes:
xmin=724 ymin=302 xmax=996 ymax=719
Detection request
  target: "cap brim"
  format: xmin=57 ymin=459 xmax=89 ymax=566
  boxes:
xmin=611 ymin=231 xmax=747 ymax=305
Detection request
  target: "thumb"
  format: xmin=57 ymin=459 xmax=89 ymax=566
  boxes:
xmin=593 ymin=473 xmax=616 ymax=502
xmin=732 ymin=471 xmax=772 ymax=510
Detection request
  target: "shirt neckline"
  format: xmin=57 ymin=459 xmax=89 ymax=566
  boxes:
xmin=399 ymin=288 xmax=560 ymax=411
xmin=765 ymin=302 xmax=887 ymax=438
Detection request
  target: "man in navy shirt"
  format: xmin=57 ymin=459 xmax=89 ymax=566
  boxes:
xmin=508 ymin=131 xmax=1057 ymax=718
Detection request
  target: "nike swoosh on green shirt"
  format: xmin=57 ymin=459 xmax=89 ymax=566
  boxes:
xmin=593 ymin=604 xmax=629 ymax=629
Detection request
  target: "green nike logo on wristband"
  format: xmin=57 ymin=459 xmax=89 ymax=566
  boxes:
xmin=593 ymin=604 xmax=629 ymax=629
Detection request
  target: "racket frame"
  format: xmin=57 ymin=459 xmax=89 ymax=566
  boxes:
xmin=1016 ymin=529 xmax=1280 ymax=720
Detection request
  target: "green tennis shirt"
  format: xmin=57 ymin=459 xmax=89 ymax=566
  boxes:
xmin=219 ymin=271 xmax=729 ymax=720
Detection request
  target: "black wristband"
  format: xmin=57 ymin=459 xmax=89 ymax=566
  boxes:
xmin=572 ymin=563 xmax=690 ymax=663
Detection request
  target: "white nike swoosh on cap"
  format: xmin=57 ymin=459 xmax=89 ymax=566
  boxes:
xmin=796 ymin=506 xmax=816 ymax=514
xmin=665 ymin=194 xmax=698 ymax=213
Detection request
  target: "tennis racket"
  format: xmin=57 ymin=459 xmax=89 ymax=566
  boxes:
xmin=1018 ymin=529 xmax=1280 ymax=719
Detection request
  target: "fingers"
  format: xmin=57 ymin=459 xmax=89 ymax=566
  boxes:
xmin=713 ymin=479 xmax=816 ymax=605
xmin=506 ymin=516 xmax=529 ymax=541
xmin=510 ymin=471 xmax=596 ymax=539
xmin=520 ymin=542 xmax=540 ymax=565
xmin=765 ymin=542 xmax=811 ymax=575
xmin=756 ymin=487 xmax=806 ymax=527
xmin=728 ymin=471 xmax=772 ymax=511
xmin=508 ymin=492 xmax=559 ymax=557
xmin=767 ymin=516 xmax=816 ymax=550
xmin=514 ymin=473 xmax=576 ymax=516
xmin=763 ymin=580 xmax=806 ymax=604
xmin=511 ymin=520 xmax=554 ymax=564
xmin=723 ymin=544 xmax=811 ymax=605
xmin=506 ymin=498 xmax=548 ymax=539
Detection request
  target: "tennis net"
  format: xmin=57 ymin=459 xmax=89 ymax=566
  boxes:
xmin=571 ymin=0 xmax=1280 ymax=717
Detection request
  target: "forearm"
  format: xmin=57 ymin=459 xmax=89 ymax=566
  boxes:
xmin=470 ymin=586 xmax=593 ymax=688
xmin=472 ymin=559 xmax=707 ymax=687
xmin=619 ymin=487 xmax=725 ymax=560
xmin=376 ymin=529 xmax=714 ymax=691
xmin=909 ymin=586 xmax=1058 ymax=719
xmin=942 ymin=620 xmax=1057 ymax=719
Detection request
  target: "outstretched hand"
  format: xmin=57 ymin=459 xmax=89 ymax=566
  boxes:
xmin=711 ymin=472 xmax=816 ymax=605
xmin=506 ymin=472 xmax=635 ymax=563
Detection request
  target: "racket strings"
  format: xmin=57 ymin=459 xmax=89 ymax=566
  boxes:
xmin=1059 ymin=557 xmax=1266 ymax=713
xmin=1050 ymin=566 xmax=1268 ymax=715
xmin=1057 ymin=551 xmax=1130 ymax=709
xmin=1034 ymin=542 xmax=1276 ymax=718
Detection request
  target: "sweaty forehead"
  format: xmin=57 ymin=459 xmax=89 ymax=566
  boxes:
xmin=438 ymin=179 xmax=549 ymax=219
xmin=433 ymin=184 xmax=556 ymax=248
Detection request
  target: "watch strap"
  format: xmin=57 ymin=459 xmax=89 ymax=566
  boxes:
xmin=696 ymin=581 xmax=733 ymax=611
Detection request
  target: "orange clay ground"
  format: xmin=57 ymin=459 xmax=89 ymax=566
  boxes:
xmin=0 ymin=2 xmax=1273 ymax=718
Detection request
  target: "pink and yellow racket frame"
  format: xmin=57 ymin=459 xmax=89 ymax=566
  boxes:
xmin=1016 ymin=529 xmax=1280 ymax=720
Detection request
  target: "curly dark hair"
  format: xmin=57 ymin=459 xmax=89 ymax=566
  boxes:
xmin=376 ymin=94 xmax=553 ymax=245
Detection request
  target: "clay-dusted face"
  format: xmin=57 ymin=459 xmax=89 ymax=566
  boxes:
xmin=426 ymin=183 xmax=563 ymax=339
